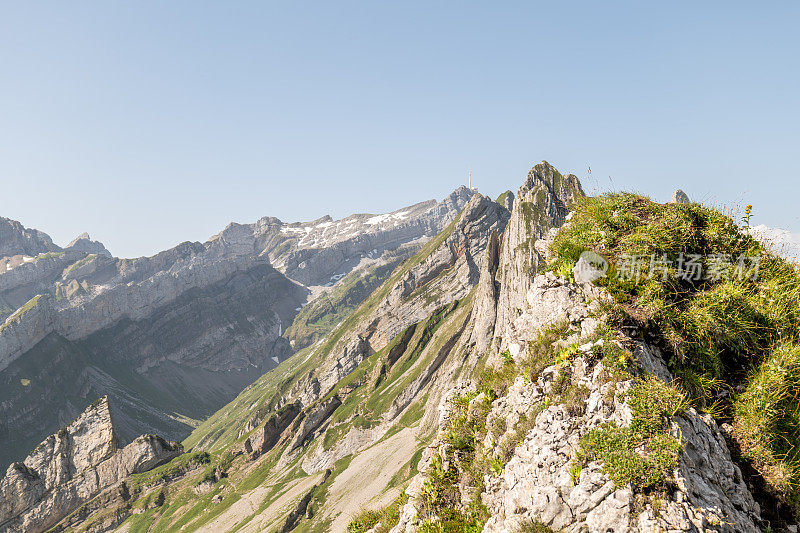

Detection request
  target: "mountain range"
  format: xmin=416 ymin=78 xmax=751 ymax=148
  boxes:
xmin=1 ymin=163 xmax=799 ymax=532
xmin=0 ymin=186 xmax=475 ymax=468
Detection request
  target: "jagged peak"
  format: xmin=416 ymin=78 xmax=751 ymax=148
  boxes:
xmin=65 ymin=232 xmax=112 ymax=257
xmin=0 ymin=216 xmax=59 ymax=259
xmin=445 ymin=184 xmax=476 ymax=202
xmin=16 ymin=395 xmax=118 ymax=474
xmin=66 ymin=232 xmax=91 ymax=246
xmin=524 ymin=160 xmax=585 ymax=202
xmin=1 ymin=394 xmax=182 ymax=532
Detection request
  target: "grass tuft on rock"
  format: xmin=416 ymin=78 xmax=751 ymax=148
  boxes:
xmin=550 ymin=192 xmax=800 ymax=514
xmin=578 ymin=376 xmax=686 ymax=492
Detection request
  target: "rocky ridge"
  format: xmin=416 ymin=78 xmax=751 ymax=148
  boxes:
xmin=0 ymin=397 xmax=181 ymax=533
xmin=188 ymin=191 xmax=511 ymax=452
xmin=0 ymin=217 xmax=58 ymax=259
xmin=394 ymin=272 xmax=763 ymax=532
xmin=5 ymin=161 xmax=776 ymax=533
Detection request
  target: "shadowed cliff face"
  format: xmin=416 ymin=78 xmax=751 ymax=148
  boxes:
xmin=0 ymin=188 xmax=473 ymax=468
xmin=0 ymin=262 xmax=305 ymax=466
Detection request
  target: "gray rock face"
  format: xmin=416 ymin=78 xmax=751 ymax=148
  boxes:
xmin=494 ymin=161 xmax=584 ymax=348
xmin=0 ymin=397 xmax=181 ymax=533
xmin=467 ymin=230 xmax=500 ymax=353
xmin=480 ymin=276 xmax=760 ymax=532
xmin=243 ymin=402 xmax=302 ymax=460
xmin=288 ymin=396 xmax=342 ymax=452
xmin=64 ymin=233 xmax=111 ymax=257
xmin=312 ymin=193 xmax=511 ymax=399
xmin=395 ymin=273 xmax=761 ymax=533
xmin=498 ymin=190 xmax=515 ymax=212
xmin=0 ymin=218 xmax=58 ymax=259
xmin=670 ymin=189 xmax=691 ymax=204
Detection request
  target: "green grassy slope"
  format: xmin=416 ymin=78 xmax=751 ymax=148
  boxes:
xmin=98 ymin=288 xmax=475 ymax=533
xmin=285 ymin=261 xmax=401 ymax=351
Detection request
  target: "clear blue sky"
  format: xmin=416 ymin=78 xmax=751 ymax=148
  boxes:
xmin=1 ymin=2 xmax=798 ymax=258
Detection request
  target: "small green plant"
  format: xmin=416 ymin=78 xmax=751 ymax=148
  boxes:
xmin=578 ymin=377 xmax=685 ymax=491
xmin=347 ymin=494 xmax=408 ymax=533
xmin=516 ymin=520 xmax=558 ymax=532
xmin=555 ymin=344 xmax=578 ymax=367
xmin=742 ymin=204 xmax=753 ymax=227
xmin=347 ymin=509 xmax=382 ymax=533
xmin=569 ymin=462 xmax=582 ymax=486
xmin=734 ymin=340 xmax=800 ymax=505
xmin=488 ymin=455 xmax=504 ymax=475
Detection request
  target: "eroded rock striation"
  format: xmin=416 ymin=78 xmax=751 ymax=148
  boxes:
xmin=494 ymin=162 xmax=584 ymax=348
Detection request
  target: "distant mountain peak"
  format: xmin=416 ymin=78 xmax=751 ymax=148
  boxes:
xmin=0 ymin=217 xmax=58 ymax=259
xmin=65 ymin=232 xmax=112 ymax=257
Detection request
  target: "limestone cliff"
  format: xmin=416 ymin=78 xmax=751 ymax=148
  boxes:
xmin=0 ymin=217 xmax=58 ymax=259
xmin=494 ymin=161 xmax=584 ymax=349
xmin=0 ymin=397 xmax=181 ymax=533
xmin=393 ymin=272 xmax=763 ymax=532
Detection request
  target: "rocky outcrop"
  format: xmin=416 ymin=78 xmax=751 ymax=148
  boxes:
xmin=0 ymin=218 xmax=58 ymax=259
xmin=244 ymin=402 xmax=302 ymax=460
xmin=0 ymin=397 xmax=181 ymax=533
xmin=64 ymin=233 xmax=111 ymax=257
xmin=288 ymin=396 xmax=343 ymax=452
xmin=670 ymin=189 xmax=691 ymax=204
xmin=281 ymin=469 xmax=332 ymax=533
xmin=494 ymin=161 xmax=584 ymax=348
xmin=394 ymin=272 xmax=763 ymax=532
xmin=479 ymin=276 xmax=761 ymax=532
